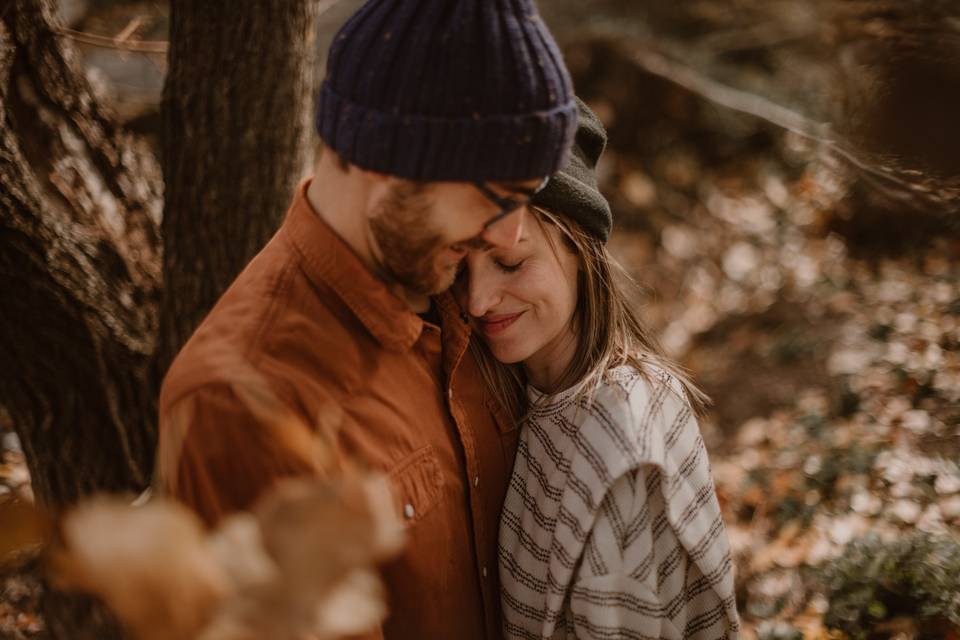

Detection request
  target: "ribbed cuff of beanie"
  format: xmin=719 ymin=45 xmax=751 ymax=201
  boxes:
xmin=533 ymin=171 xmax=612 ymax=243
xmin=316 ymin=82 xmax=578 ymax=182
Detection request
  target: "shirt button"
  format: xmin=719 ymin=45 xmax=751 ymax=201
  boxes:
xmin=448 ymin=388 xmax=454 ymax=401
xmin=473 ymin=476 xmax=479 ymax=487
xmin=482 ymin=566 xmax=488 ymax=577
xmin=403 ymin=503 xmax=415 ymax=519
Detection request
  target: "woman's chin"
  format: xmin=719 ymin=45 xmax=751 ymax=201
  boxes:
xmin=487 ymin=340 xmax=533 ymax=366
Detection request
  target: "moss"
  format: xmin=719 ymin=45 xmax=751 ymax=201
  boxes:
xmin=770 ymin=493 xmax=814 ymax=530
xmin=818 ymin=532 xmax=960 ymax=638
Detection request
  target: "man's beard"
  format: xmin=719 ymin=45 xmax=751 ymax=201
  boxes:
xmin=368 ymin=183 xmax=458 ymax=296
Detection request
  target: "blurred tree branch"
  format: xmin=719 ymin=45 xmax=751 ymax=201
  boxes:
xmin=53 ymin=25 xmax=168 ymax=53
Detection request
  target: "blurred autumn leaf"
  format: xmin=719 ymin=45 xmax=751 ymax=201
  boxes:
xmin=41 ymin=471 xmax=404 ymax=640
xmin=0 ymin=498 xmax=52 ymax=567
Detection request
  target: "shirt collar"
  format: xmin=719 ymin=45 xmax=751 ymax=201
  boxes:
xmin=281 ymin=178 xmax=424 ymax=351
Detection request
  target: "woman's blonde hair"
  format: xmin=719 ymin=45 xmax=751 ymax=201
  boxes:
xmin=469 ymin=206 xmax=710 ymax=423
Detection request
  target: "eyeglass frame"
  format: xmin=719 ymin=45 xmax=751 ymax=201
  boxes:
xmin=474 ymin=176 xmax=550 ymax=232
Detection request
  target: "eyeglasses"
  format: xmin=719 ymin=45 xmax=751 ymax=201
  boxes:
xmin=474 ymin=176 xmax=550 ymax=231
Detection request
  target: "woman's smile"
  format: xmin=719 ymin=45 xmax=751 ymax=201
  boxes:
xmin=477 ymin=311 xmax=526 ymax=337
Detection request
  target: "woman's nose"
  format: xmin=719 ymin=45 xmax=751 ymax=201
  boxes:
xmin=467 ymin=265 xmax=501 ymax=319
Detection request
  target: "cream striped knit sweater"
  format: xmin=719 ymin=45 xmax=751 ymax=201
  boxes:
xmin=499 ymin=365 xmax=740 ymax=639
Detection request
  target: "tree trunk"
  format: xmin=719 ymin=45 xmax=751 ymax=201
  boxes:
xmin=1 ymin=2 xmax=161 ymax=635
xmin=0 ymin=0 xmax=161 ymax=509
xmin=2 ymin=0 xmax=320 ymax=635
xmin=159 ymin=0 xmax=319 ymax=374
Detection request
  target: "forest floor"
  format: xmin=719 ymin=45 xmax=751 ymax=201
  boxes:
xmin=605 ymin=139 xmax=960 ymax=638
xmin=3 ymin=4 xmax=960 ymax=640
xmin=579 ymin=37 xmax=960 ymax=637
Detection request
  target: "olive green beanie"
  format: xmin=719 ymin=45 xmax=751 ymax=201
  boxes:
xmin=531 ymin=97 xmax=612 ymax=243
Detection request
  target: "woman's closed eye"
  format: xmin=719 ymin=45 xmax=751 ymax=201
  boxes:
xmin=495 ymin=258 xmax=525 ymax=273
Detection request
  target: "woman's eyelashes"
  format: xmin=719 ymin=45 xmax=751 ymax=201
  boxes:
xmin=495 ymin=258 xmax=525 ymax=273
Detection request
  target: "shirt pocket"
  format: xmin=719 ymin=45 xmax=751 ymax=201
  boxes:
xmin=388 ymin=445 xmax=444 ymax=527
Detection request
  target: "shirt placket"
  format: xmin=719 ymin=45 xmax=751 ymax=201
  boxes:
xmin=443 ymin=318 xmax=499 ymax=639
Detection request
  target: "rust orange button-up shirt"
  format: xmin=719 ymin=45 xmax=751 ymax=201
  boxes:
xmin=157 ymin=179 xmax=518 ymax=639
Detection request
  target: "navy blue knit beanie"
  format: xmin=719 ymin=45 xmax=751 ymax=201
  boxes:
xmin=316 ymin=0 xmax=577 ymax=182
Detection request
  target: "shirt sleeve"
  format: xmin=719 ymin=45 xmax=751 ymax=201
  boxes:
xmin=159 ymin=384 xmax=387 ymax=640
xmin=156 ymin=382 xmax=323 ymax=527
xmin=568 ymin=467 xmax=684 ymax=640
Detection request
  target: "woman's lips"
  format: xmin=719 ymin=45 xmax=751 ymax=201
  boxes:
xmin=478 ymin=311 xmax=525 ymax=337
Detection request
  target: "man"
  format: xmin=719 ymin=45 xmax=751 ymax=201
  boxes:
xmin=156 ymin=1 xmax=576 ymax=638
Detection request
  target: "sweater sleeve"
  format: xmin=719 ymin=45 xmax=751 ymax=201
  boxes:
xmin=568 ymin=467 xmax=685 ymax=640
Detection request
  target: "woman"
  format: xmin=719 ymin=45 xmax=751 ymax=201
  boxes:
xmin=457 ymin=99 xmax=741 ymax=639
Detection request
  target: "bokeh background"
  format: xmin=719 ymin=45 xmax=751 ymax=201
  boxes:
xmin=3 ymin=1 xmax=960 ymax=637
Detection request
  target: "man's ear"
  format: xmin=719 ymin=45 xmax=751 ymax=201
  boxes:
xmin=356 ymin=165 xmax=393 ymax=183
xmin=313 ymin=138 xmax=352 ymax=174
xmin=359 ymin=171 xmax=399 ymax=220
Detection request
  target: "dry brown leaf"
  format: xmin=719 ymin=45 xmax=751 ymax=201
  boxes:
xmin=45 ymin=471 xmax=406 ymax=639
xmin=205 ymin=513 xmax=277 ymax=590
xmin=256 ymin=472 xmax=405 ymax=575
xmin=770 ymin=470 xmax=802 ymax=498
xmin=204 ymin=472 xmax=405 ymax=639
xmin=749 ymin=521 xmax=803 ymax=573
xmin=48 ymin=498 xmax=231 ymax=640
xmin=740 ymin=484 xmax=766 ymax=510
xmin=873 ymin=617 xmax=919 ymax=636
xmin=0 ymin=497 xmax=52 ymax=567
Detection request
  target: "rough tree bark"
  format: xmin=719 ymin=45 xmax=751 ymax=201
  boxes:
xmin=159 ymin=0 xmax=319 ymax=373
xmin=1 ymin=2 xmax=161 ymax=635
xmin=1 ymin=0 xmax=322 ymax=508
xmin=2 ymin=0 xmax=320 ymax=636
xmin=0 ymin=0 xmax=161 ymax=509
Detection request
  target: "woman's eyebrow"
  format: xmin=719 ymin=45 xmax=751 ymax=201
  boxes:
xmin=483 ymin=236 xmax=530 ymax=255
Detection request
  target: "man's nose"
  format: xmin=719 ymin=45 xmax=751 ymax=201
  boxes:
xmin=481 ymin=207 xmax=526 ymax=249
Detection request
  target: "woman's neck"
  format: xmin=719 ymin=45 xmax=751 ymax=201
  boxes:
xmin=523 ymin=326 xmax=579 ymax=393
